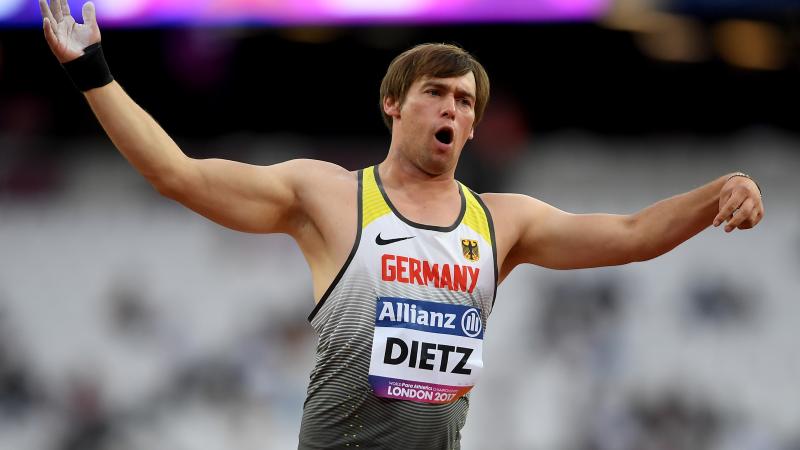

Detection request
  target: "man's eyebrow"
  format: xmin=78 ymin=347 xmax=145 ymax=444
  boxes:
xmin=421 ymin=80 xmax=476 ymax=100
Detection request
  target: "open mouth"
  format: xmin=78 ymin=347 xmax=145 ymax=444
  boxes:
xmin=434 ymin=127 xmax=454 ymax=145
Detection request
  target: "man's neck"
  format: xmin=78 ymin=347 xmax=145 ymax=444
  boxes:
xmin=378 ymin=157 xmax=457 ymax=196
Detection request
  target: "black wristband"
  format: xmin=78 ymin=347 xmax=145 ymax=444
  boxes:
xmin=62 ymin=42 xmax=114 ymax=92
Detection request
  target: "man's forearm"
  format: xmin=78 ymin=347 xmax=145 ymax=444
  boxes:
xmin=84 ymin=81 xmax=188 ymax=189
xmin=630 ymin=175 xmax=729 ymax=261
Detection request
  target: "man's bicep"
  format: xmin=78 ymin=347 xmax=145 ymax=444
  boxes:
xmin=167 ymin=158 xmax=310 ymax=234
xmin=509 ymin=197 xmax=637 ymax=270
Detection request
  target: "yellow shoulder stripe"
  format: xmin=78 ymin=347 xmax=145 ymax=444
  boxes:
xmin=461 ymin=185 xmax=492 ymax=245
xmin=362 ymin=166 xmax=391 ymax=228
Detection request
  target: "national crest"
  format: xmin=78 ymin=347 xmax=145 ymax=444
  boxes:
xmin=461 ymin=238 xmax=479 ymax=262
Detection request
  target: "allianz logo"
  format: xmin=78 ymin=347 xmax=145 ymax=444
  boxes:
xmin=378 ymin=301 xmax=483 ymax=337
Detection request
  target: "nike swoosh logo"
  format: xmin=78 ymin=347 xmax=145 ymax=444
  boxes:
xmin=375 ymin=233 xmax=415 ymax=246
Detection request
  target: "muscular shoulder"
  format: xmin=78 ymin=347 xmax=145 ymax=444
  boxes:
xmin=283 ymin=159 xmax=355 ymax=187
xmin=479 ymin=192 xmax=549 ymax=226
xmin=280 ymin=157 xmax=356 ymax=205
xmin=478 ymin=192 xmax=555 ymax=280
xmin=278 ymin=159 xmax=356 ymax=199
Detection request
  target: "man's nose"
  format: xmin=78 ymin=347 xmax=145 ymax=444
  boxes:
xmin=441 ymin=95 xmax=456 ymax=119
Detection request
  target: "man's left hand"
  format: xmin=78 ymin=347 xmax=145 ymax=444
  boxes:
xmin=713 ymin=174 xmax=764 ymax=232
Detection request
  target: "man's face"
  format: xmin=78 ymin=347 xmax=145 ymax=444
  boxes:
xmin=384 ymin=72 xmax=477 ymax=175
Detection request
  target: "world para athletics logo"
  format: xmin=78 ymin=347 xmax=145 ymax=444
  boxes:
xmin=461 ymin=308 xmax=482 ymax=338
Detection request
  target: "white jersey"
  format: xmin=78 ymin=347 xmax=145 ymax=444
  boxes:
xmin=299 ymin=165 xmax=497 ymax=450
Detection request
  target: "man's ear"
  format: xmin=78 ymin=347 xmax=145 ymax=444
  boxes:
xmin=468 ymin=127 xmax=474 ymax=140
xmin=383 ymin=96 xmax=401 ymax=119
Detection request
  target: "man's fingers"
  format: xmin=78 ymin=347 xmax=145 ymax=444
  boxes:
xmin=60 ymin=0 xmax=71 ymax=17
xmin=713 ymin=193 xmax=733 ymax=227
xmin=752 ymin=205 xmax=764 ymax=227
xmin=748 ymin=208 xmax=760 ymax=228
xmin=82 ymin=1 xmax=95 ymax=28
xmin=714 ymin=192 xmax=744 ymax=227
xmin=725 ymin=198 xmax=754 ymax=232
xmin=51 ymin=0 xmax=63 ymax=22
xmin=39 ymin=0 xmax=56 ymax=23
xmin=42 ymin=17 xmax=60 ymax=51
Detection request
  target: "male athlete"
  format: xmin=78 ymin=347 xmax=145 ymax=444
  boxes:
xmin=40 ymin=1 xmax=764 ymax=448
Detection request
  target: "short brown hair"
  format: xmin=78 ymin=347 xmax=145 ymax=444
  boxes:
xmin=379 ymin=43 xmax=490 ymax=131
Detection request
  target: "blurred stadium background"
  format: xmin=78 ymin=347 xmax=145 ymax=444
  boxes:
xmin=1 ymin=0 xmax=800 ymax=449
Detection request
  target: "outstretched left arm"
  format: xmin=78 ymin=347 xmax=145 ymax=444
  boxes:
xmin=487 ymin=173 xmax=764 ymax=277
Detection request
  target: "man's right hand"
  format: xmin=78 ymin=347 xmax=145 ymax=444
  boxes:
xmin=39 ymin=0 xmax=101 ymax=64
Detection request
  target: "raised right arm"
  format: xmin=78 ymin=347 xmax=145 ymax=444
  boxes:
xmin=40 ymin=0 xmax=319 ymax=235
xmin=83 ymin=82 xmax=308 ymax=234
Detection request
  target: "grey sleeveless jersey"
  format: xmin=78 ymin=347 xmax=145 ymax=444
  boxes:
xmin=299 ymin=166 xmax=497 ymax=450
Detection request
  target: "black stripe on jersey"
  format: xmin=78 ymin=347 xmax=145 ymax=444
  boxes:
xmin=373 ymin=165 xmax=466 ymax=232
xmin=470 ymin=188 xmax=499 ymax=307
xmin=307 ymin=169 xmax=364 ymax=322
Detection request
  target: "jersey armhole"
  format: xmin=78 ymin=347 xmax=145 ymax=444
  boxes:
xmin=471 ymin=189 xmax=499 ymax=307
xmin=307 ymin=169 xmax=364 ymax=322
